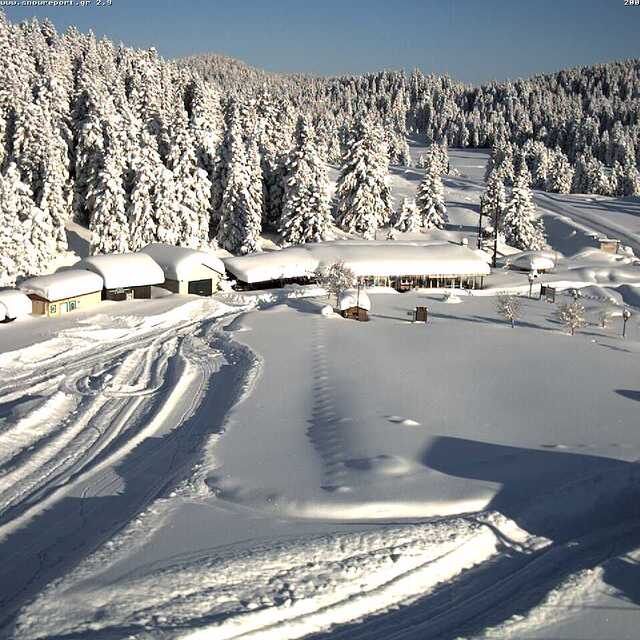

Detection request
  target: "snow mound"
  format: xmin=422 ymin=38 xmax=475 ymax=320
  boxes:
xmin=507 ymin=250 xmax=556 ymax=272
xmin=337 ymin=289 xmax=371 ymax=311
xmin=442 ymin=291 xmax=462 ymax=303
xmin=77 ymin=253 xmax=165 ymax=289
xmin=19 ymin=269 xmax=104 ymax=301
xmin=140 ymin=243 xmax=225 ymax=279
xmin=320 ymin=305 xmax=336 ymax=317
xmin=0 ymin=289 xmax=32 ymax=320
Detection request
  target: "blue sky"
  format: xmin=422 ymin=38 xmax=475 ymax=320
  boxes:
xmin=5 ymin=0 xmax=639 ymax=84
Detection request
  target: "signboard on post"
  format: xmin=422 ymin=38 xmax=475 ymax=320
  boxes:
xmin=541 ymin=285 xmax=556 ymax=303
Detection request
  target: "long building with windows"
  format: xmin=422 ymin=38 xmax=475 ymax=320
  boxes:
xmin=223 ymin=240 xmax=492 ymax=291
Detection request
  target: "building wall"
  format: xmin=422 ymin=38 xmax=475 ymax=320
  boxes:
xmin=29 ymin=291 xmax=102 ymax=317
xmin=159 ymin=274 xmax=220 ymax=296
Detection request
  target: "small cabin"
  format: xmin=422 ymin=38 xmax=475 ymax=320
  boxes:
xmin=0 ymin=289 xmax=32 ymax=323
xmin=78 ymin=253 xmax=165 ymax=301
xmin=140 ymin=243 xmax=225 ymax=297
xmin=19 ymin=270 xmax=104 ymax=317
xmin=337 ymin=289 xmax=371 ymax=321
xmin=599 ymin=238 xmax=620 ymax=254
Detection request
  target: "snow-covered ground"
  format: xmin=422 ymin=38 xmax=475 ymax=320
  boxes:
xmin=2 ymin=148 xmax=640 ymax=639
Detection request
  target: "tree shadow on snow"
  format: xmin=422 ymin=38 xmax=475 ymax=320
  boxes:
xmin=615 ymin=389 xmax=640 ymax=402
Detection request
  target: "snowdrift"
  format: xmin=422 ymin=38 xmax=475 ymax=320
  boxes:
xmin=0 ymin=289 xmax=32 ymax=320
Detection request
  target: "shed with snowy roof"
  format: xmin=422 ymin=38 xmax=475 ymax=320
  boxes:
xmin=0 ymin=289 xmax=32 ymax=322
xmin=224 ymin=241 xmax=491 ymax=291
xmin=78 ymin=253 xmax=165 ymax=301
xmin=19 ymin=269 xmax=104 ymax=317
xmin=140 ymin=244 xmax=225 ymax=297
xmin=337 ymin=288 xmax=371 ymax=321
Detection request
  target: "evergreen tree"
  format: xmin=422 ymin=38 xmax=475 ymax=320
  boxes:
xmin=335 ymin=118 xmax=392 ymax=239
xmin=127 ymin=131 xmax=162 ymax=250
xmin=392 ymin=196 xmax=421 ymax=233
xmin=217 ymin=125 xmax=262 ymax=254
xmin=502 ymin=168 xmax=546 ymax=250
xmin=89 ymin=153 xmax=129 ymax=254
xmin=279 ymin=115 xmax=332 ymax=245
xmin=416 ymin=155 xmax=448 ymax=229
xmin=167 ymin=124 xmax=212 ymax=248
xmin=154 ymin=167 xmax=181 ymax=246
xmin=481 ymin=170 xmax=507 ymax=233
xmin=546 ymin=150 xmax=574 ymax=193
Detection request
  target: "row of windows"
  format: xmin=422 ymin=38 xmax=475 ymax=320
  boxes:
xmin=49 ymin=299 xmax=80 ymax=314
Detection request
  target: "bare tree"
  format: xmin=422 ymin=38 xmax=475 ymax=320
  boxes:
xmin=496 ymin=292 xmax=522 ymax=328
xmin=314 ymin=261 xmax=356 ymax=304
xmin=557 ymin=300 xmax=587 ymax=335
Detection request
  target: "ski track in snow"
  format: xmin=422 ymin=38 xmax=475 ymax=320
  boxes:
xmin=0 ymin=298 xmax=257 ymax=632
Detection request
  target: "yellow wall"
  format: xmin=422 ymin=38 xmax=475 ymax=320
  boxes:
xmin=31 ymin=290 xmax=102 ymax=317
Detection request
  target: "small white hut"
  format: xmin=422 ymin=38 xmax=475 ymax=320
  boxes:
xmin=140 ymin=244 xmax=225 ymax=296
xmin=78 ymin=253 xmax=165 ymax=301
xmin=337 ymin=288 xmax=371 ymax=321
xmin=19 ymin=270 xmax=104 ymax=317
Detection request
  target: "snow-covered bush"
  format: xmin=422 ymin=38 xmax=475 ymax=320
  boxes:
xmin=314 ymin=261 xmax=356 ymax=303
xmin=556 ymin=300 xmax=587 ymax=336
xmin=496 ymin=292 xmax=522 ymax=328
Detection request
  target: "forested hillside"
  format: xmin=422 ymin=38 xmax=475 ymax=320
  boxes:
xmin=0 ymin=10 xmax=639 ymax=286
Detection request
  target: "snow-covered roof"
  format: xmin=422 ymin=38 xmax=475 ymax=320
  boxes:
xmin=140 ymin=244 xmax=225 ymax=279
xmin=0 ymin=289 xmax=32 ymax=319
xmin=223 ymin=241 xmax=491 ymax=284
xmin=508 ymin=251 xmax=556 ymax=272
xmin=19 ymin=269 xmax=104 ymax=301
xmin=77 ymin=253 xmax=165 ymax=289
xmin=338 ymin=288 xmax=372 ymax=311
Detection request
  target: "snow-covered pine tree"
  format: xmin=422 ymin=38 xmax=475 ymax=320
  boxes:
xmin=614 ymin=162 xmax=640 ymax=197
xmin=392 ymin=196 xmax=421 ymax=233
xmin=167 ymin=122 xmax=212 ymax=248
xmin=217 ymin=125 xmax=262 ymax=254
xmin=416 ymin=154 xmax=448 ymax=229
xmin=545 ymin=149 xmax=574 ymax=193
xmin=279 ymin=115 xmax=332 ymax=245
xmin=127 ymin=130 xmax=163 ymax=250
xmin=89 ymin=152 xmax=130 ymax=254
xmin=0 ymin=163 xmax=54 ymax=283
xmin=0 ymin=172 xmax=22 ymax=286
xmin=154 ymin=167 xmax=181 ymax=246
xmin=502 ymin=168 xmax=546 ymax=250
xmin=481 ymin=169 xmax=507 ymax=233
xmin=335 ymin=118 xmax=392 ymax=239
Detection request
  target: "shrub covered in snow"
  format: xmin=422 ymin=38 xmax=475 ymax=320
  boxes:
xmin=556 ymin=300 xmax=587 ymax=336
xmin=496 ymin=292 xmax=522 ymax=328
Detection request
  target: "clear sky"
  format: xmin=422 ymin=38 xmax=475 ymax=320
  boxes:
xmin=4 ymin=0 xmax=639 ymax=85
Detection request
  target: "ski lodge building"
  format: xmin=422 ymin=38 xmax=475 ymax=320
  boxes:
xmin=223 ymin=241 xmax=491 ymax=291
xmin=19 ymin=270 xmax=104 ymax=317
xmin=140 ymin=243 xmax=225 ymax=297
xmin=78 ymin=253 xmax=165 ymax=301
